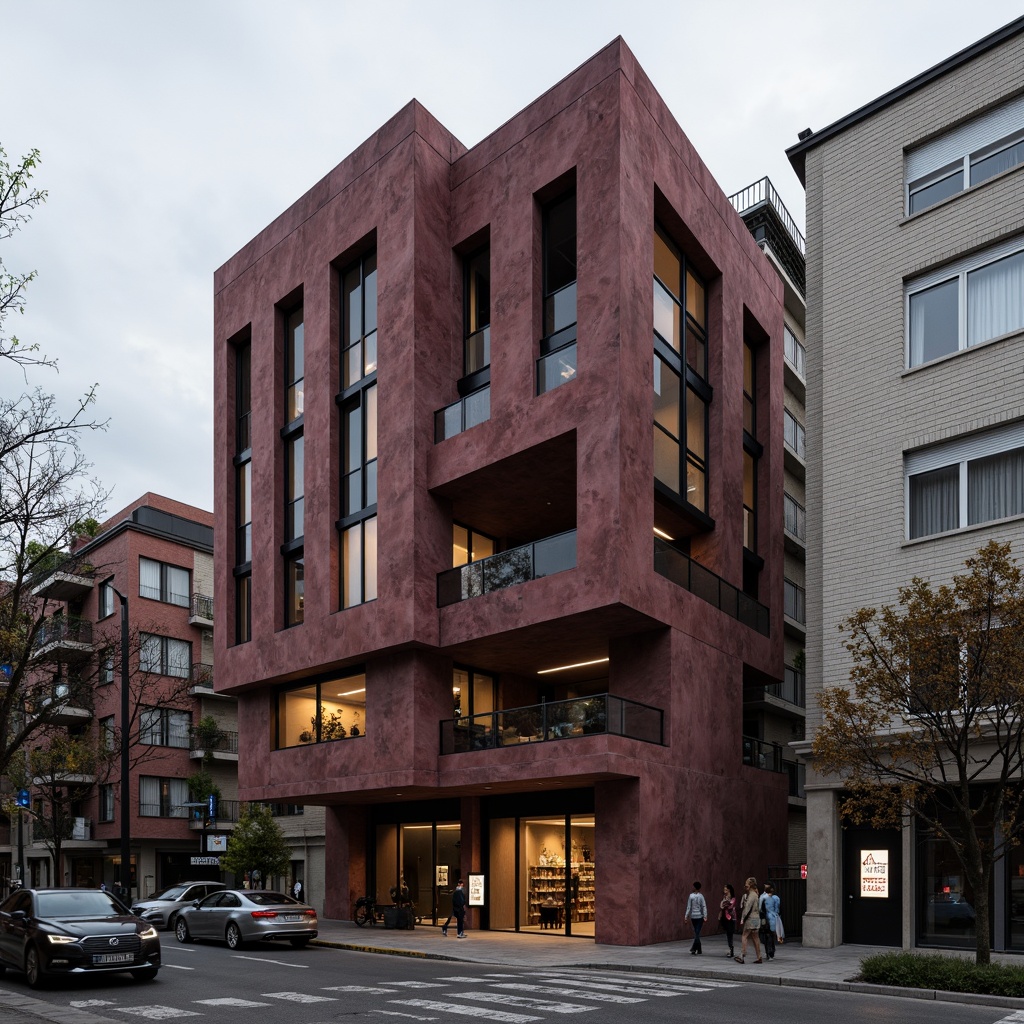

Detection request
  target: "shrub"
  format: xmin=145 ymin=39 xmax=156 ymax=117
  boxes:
xmin=861 ymin=951 xmax=1024 ymax=997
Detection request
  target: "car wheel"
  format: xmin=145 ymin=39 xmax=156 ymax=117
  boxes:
xmin=166 ymin=913 xmax=177 ymax=932
xmin=289 ymin=937 xmax=310 ymax=948
xmin=131 ymin=967 xmax=159 ymax=981
xmin=226 ymin=922 xmax=244 ymax=950
xmin=25 ymin=945 xmax=45 ymax=989
xmin=175 ymin=917 xmax=193 ymax=944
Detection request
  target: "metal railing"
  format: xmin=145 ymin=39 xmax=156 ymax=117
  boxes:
xmin=440 ymin=693 xmax=664 ymax=754
xmin=189 ymin=729 xmax=239 ymax=755
xmin=191 ymin=593 xmax=213 ymax=621
xmin=766 ymin=667 xmax=805 ymax=707
xmin=784 ymin=493 xmax=806 ymax=542
xmin=727 ymin=177 xmax=805 ymax=255
xmin=35 ymin=678 xmax=95 ymax=714
xmin=438 ymin=530 xmax=576 ymax=607
xmin=742 ymin=735 xmax=785 ymax=773
xmin=784 ymin=411 xmax=806 ymax=459
xmin=784 ymin=760 xmax=806 ymax=798
xmin=435 ymin=386 xmax=490 ymax=442
xmin=784 ymin=325 xmax=805 ymax=378
xmin=653 ymin=537 xmax=770 ymax=636
xmin=784 ymin=580 xmax=806 ymax=624
xmin=36 ymin=616 xmax=93 ymax=649
xmin=191 ymin=664 xmax=214 ymax=691
xmin=187 ymin=799 xmax=241 ymax=825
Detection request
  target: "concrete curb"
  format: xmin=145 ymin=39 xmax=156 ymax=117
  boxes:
xmin=309 ymin=940 xmax=1024 ymax=1010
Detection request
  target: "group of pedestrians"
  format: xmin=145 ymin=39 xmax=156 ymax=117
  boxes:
xmin=684 ymin=877 xmax=783 ymax=963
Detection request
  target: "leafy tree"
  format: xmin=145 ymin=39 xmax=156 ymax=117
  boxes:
xmin=220 ymin=803 xmax=291 ymax=890
xmin=813 ymin=541 xmax=1024 ymax=965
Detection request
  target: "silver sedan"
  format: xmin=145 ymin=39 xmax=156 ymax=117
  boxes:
xmin=174 ymin=890 xmax=317 ymax=950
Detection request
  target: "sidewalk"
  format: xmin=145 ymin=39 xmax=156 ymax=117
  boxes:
xmin=311 ymin=917 xmax=1024 ymax=1011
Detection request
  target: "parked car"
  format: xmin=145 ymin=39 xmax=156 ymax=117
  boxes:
xmin=0 ymin=887 xmax=160 ymax=988
xmin=130 ymin=881 xmax=226 ymax=931
xmin=174 ymin=889 xmax=317 ymax=949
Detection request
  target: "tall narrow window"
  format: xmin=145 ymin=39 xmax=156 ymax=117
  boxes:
xmin=537 ymin=193 xmax=578 ymax=393
xmin=464 ymin=247 xmax=490 ymax=376
xmin=742 ymin=341 xmax=759 ymax=553
xmin=339 ymin=251 xmax=379 ymax=608
xmin=234 ymin=337 xmax=252 ymax=644
xmin=653 ymin=223 xmax=710 ymax=513
xmin=283 ymin=306 xmax=305 ymax=627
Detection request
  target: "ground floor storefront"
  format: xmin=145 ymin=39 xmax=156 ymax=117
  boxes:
xmin=804 ymin=787 xmax=1024 ymax=951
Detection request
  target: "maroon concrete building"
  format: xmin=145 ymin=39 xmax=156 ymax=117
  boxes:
xmin=213 ymin=38 xmax=787 ymax=945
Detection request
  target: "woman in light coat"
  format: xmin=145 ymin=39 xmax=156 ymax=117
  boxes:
xmin=734 ymin=876 xmax=762 ymax=964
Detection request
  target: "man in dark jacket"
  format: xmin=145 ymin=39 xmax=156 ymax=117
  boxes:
xmin=442 ymin=880 xmax=467 ymax=938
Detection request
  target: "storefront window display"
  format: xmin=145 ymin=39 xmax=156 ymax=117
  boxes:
xmin=916 ymin=817 xmax=983 ymax=948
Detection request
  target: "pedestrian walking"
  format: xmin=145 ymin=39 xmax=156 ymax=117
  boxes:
xmin=759 ymin=883 xmax=778 ymax=960
xmin=684 ymin=881 xmax=707 ymax=955
xmin=441 ymin=880 xmax=467 ymax=938
xmin=292 ymin=880 xmax=303 ymax=901
xmin=734 ymin=876 xmax=762 ymax=964
xmin=718 ymin=883 xmax=737 ymax=958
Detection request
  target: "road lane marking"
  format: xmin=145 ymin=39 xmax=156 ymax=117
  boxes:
xmin=261 ymin=991 xmax=338 ymax=1003
xmin=233 ymin=954 xmax=308 ymax=968
xmin=322 ymin=985 xmax=401 ymax=993
xmin=452 ymin=991 xmax=598 ymax=1014
xmin=71 ymin=1001 xmax=116 ymax=1007
xmin=371 ymin=1012 xmax=439 ymax=1021
xmin=390 ymin=999 xmax=540 ymax=1022
xmin=114 ymin=1008 xmax=201 ymax=1019
xmin=487 ymin=983 xmax=644 ymax=1005
xmin=194 ymin=998 xmax=272 ymax=1007
xmin=158 ymin=963 xmax=194 ymax=970
xmin=388 ymin=981 xmax=449 ymax=988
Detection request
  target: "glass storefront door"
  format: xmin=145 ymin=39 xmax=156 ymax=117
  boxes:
xmin=375 ymin=820 xmax=461 ymax=925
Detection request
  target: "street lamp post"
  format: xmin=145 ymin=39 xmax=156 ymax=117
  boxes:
xmin=112 ymin=588 xmax=131 ymax=902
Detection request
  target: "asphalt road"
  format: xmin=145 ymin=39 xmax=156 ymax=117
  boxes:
xmin=0 ymin=937 xmax=1018 ymax=1024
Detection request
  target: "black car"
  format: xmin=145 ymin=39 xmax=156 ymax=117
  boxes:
xmin=0 ymin=888 xmax=161 ymax=988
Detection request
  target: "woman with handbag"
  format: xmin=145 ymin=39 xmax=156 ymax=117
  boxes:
xmin=758 ymin=883 xmax=777 ymax=960
xmin=734 ymin=876 xmax=763 ymax=964
xmin=718 ymin=883 xmax=737 ymax=958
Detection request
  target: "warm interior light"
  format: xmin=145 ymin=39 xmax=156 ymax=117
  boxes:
xmin=538 ymin=657 xmax=610 ymax=675
xmin=337 ymin=688 xmax=366 ymax=697
xmin=653 ymin=526 xmax=674 ymax=541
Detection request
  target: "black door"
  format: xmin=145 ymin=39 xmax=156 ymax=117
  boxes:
xmin=842 ymin=823 xmax=902 ymax=946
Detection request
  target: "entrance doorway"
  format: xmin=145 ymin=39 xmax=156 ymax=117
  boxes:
xmin=375 ymin=821 xmax=461 ymax=925
xmin=842 ymin=823 xmax=902 ymax=945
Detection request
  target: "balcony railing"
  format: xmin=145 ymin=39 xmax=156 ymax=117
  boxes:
xmin=440 ymin=693 xmax=664 ymax=754
xmin=653 ymin=538 xmax=770 ymax=636
xmin=187 ymin=798 xmax=241 ymax=827
xmin=537 ymin=324 xmax=578 ymax=395
xmin=34 ymin=679 xmax=95 ymax=718
xmin=35 ymin=616 xmax=93 ymax=653
xmin=190 ymin=664 xmax=214 ymax=691
xmin=727 ymin=177 xmax=805 ymax=256
xmin=190 ymin=593 xmax=213 ymax=624
xmin=742 ymin=735 xmax=784 ymax=773
xmin=784 ymin=760 xmax=806 ymax=798
xmin=435 ymin=386 xmax=490 ymax=442
xmin=189 ymin=729 xmax=239 ymax=756
xmin=784 ymin=580 xmax=806 ymax=625
xmin=438 ymin=530 xmax=576 ymax=607
xmin=784 ymin=326 xmax=805 ymax=379
xmin=766 ymin=667 xmax=805 ymax=708
xmin=783 ymin=494 xmax=806 ymax=542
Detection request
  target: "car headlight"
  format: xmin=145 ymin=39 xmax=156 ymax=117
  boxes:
xmin=47 ymin=934 xmax=77 ymax=944
xmin=139 ymin=926 xmax=159 ymax=940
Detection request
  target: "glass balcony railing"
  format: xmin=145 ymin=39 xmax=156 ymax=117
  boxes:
xmin=765 ymin=667 xmax=805 ymax=707
xmin=784 ymin=493 xmax=806 ymax=542
xmin=435 ymin=386 xmax=490 ymax=442
xmin=653 ymin=537 xmax=769 ymax=636
xmin=784 ymin=760 xmax=806 ymax=798
xmin=438 ymin=530 xmax=576 ymax=607
xmin=440 ymin=693 xmax=664 ymax=754
xmin=742 ymin=735 xmax=784 ymax=773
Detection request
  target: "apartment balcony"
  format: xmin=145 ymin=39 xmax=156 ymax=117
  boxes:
xmin=437 ymin=530 xmax=576 ymax=607
xmin=434 ymin=385 xmax=490 ymax=442
xmin=783 ymin=326 xmax=806 ymax=402
xmin=785 ymin=760 xmax=807 ymax=801
xmin=783 ymin=493 xmax=806 ymax=558
xmin=189 ymin=729 xmax=239 ymax=761
xmin=34 ymin=616 xmax=94 ymax=662
xmin=188 ymin=799 xmax=241 ymax=829
xmin=32 ymin=566 xmax=94 ymax=603
xmin=31 ymin=769 xmax=95 ymax=787
xmin=783 ymin=581 xmax=806 ymax=640
xmin=189 ymin=663 xmax=215 ymax=696
xmin=32 ymin=679 xmax=95 ymax=725
xmin=440 ymin=693 xmax=664 ymax=754
xmin=189 ymin=593 xmax=214 ymax=628
xmin=654 ymin=537 xmax=770 ymax=636
xmin=727 ymin=176 xmax=806 ymax=295
xmin=742 ymin=735 xmax=785 ymax=773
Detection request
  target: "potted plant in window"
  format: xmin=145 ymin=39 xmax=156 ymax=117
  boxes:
xmin=319 ymin=712 xmax=348 ymax=742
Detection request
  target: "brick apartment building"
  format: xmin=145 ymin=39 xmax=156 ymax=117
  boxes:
xmin=214 ymin=38 xmax=789 ymax=945
xmin=1 ymin=495 xmax=238 ymax=901
xmin=788 ymin=17 xmax=1024 ymax=949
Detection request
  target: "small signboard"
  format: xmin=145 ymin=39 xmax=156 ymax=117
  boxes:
xmin=207 ymin=835 xmax=228 ymax=853
xmin=467 ymin=873 xmax=485 ymax=907
xmin=191 ymin=856 xmax=220 ymax=866
xmin=436 ymin=865 xmax=449 ymax=886
xmin=860 ymin=849 xmax=889 ymax=897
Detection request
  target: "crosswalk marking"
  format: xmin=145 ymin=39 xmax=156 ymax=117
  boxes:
xmin=451 ymin=991 xmax=598 ymax=1014
xmin=261 ymin=991 xmax=338 ymax=1003
xmin=371 ymin=1012 xmax=439 ymax=1021
xmin=486 ymin=983 xmax=645 ymax=1005
xmin=71 ymin=1001 xmax=115 ymax=1008
xmin=114 ymin=1008 xmax=201 ymax=1020
xmin=538 ymin=968 xmax=740 ymax=989
xmin=388 ymin=981 xmax=449 ymax=988
xmin=993 ymin=1013 xmax=1024 ymax=1023
xmin=390 ymin=999 xmax=541 ymax=1022
xmin=533 ymin=971 xmax=713 ymax=995
xmin=323 ymin=985 xmax=400 ymax=993
xmin=194 ymin=998 xmax=272 ymax=1007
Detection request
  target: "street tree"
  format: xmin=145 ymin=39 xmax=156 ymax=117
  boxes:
xmin=0 ymin=142 xmax=107 ymax=784
xmin=220 ymin=803 xmax=291 ymax=890
xmin=813 ymin=540 xmax=1024 ymax=965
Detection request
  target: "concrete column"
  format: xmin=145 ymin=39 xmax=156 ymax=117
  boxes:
xmin=802 ymin=786 xmax=840 ymax=947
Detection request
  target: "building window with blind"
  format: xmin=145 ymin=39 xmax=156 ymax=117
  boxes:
xmin=140 ymin=633 xmax=191 ymax=679
xmin=139 ymin=707 xmax=191 ymax=748
xmin=653 ymin=222 xmax=710 ymax=514
xmin=98 ymin=580 xmax=115 ymax=619
xmin=139 ymin=776 xmax=189 ymax=818
xmin=339 ymin=250 xmax=379 ymax=609
xmin=99 ymin=784 xmax=115 ymax=823
xmin=907 ymin=237 xmax=1024 ymax=367
xmin=139 ymin=558 xmax=190 ymax=608
xmin=233 ymin=336 xmax=252 ymax=644
xmin=906 ymin=421 xmax=1024 ymax=540
xmin=537 ymin=192 xmax=578 ymax=393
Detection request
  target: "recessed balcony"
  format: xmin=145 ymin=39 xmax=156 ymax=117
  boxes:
xmin=438 ymin=530 xmax=576 ymax=607
xmin=440 ymin=693 xmax=664 ymax=754
xmin=32 ymin=680 xmax=94 ymax=725
xmin=34 ymin=616 xmax=94 ymax=662
xmin=32 ymin=568 xmax=94 ymax=603
xmin=189 ymin=729 xmax=239 ymax=761
xmin=742 ymin=735 xmax=785 ymax=773
xmin=189 ymin=593 xmax=214 ymax=628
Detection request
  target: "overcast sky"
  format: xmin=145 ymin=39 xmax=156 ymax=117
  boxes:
xmin=3 ymin=1 xmax=1021 ymax=516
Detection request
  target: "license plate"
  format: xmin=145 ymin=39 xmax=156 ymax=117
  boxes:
xmin=93 ymin=952 xmax=134 ymax=964
xmin=283 ymin=915 xmax=301 ymax=922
